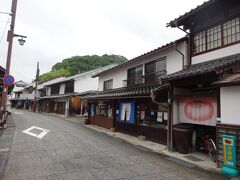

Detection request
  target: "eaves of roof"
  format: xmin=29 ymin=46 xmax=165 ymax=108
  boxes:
xmin=92 ymin=37 xmax=187 ymax=78
xmin=0 ymin=66 xmax=5 ymax=73
xmin=87 ymin=84 xmax=161 ymax=99
xmin=162 ymin=53 xmax=240 ymax=81
xmin=40 ymin=93 xmax=76 ymax=99
xmin=167 ymin=0 xmax=216 ymax=27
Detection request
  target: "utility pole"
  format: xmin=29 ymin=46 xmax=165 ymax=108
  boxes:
xmin=1 ymin=0 xmax=18 ymax=114
xmin=33 ymin=62 xmax=39 ymax=112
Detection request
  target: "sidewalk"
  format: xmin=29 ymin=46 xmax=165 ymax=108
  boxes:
xmin=0 ymin=114 xmax=15 ymax=179
xmin=83 ymin=123 xmax=221 ymax=174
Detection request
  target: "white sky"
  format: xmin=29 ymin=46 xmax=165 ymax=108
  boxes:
xmin=0 ymin=0 xmax=205 ymax=82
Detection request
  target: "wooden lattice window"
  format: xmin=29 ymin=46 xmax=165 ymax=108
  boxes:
xmin=223 ymin=17 xmax=240 ymax=45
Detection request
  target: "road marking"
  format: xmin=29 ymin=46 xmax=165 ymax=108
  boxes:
xmin=12 ymin=112 xmax=23 ymax=115
xmin=22 ymin=126 xmax=50 ymax=139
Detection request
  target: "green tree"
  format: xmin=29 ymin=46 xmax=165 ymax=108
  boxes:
xmin=40 ymin=54 xmax=127 ymax=82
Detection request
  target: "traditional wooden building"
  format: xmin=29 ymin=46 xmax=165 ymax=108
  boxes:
xmin=87 ymin=37 xmax=188 ymax=145
xmin=39 ymin=65 xmax=115 ymax=116
xmin=154 ymin=0 xmax=240 ymax=169
xmin=10 ymin=81 xmax=35 ymax=109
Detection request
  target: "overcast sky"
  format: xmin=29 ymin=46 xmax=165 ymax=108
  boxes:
xmin=0 ymin=0 xmax=205 ymax=82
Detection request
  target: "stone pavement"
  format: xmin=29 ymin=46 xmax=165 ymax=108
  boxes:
xmin=3 ymin=110 xmax=229 ymax=179
xmin=0 ymin=114 xmax=15 ymax=179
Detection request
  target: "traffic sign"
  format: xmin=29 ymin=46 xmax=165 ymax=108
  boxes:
xmin=3 ymin=75 xmax=14 ymax=85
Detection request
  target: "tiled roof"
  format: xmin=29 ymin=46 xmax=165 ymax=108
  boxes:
xmin=87 ymin=84 xmax=161 ymax=99
xmin=40 ymin=93 xmax=76 ymax=99
xmin=212 ymin=73 xmax=240 ymax=86
xmin=92 ymin=37 xmax=187 ymax=78
xmin=43 ymin=64 xmax=116 ymax=87
xmin=167 ymin=0 xmax=216 ymax=27
xmin=162 ymin=53 xmax=240 ymax=81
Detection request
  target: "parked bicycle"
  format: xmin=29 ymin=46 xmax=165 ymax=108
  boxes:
xmin=196 ymin=129 xmax=217 ymax=162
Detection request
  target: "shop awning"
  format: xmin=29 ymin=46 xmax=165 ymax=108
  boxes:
xmin=87 ymin=84 xmax=161 ymax=99
xmin=212 ymin=73 xmax=240 ymax=86
xmin=162 ymin=53 xmax=240 ymax=81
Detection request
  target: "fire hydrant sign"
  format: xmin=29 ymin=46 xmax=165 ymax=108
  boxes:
xmin=221 ymin=135 xmax=238 ymax=177
xmin=3 ymin=75 xmax=14 ymax=85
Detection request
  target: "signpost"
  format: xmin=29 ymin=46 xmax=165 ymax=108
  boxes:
xmin=221 ymin=135 xmax=238 ymax=177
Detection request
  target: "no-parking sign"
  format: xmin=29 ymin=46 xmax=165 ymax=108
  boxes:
xmin=3 ymin=75 xmax=14 ymax=85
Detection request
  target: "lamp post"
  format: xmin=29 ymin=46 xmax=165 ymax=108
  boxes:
xmin=1 ymin=0 xmax=26 ymax=126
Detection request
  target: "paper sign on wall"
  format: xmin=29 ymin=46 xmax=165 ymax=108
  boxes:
xmin=157 ymin=112 xmax=163 ymax=122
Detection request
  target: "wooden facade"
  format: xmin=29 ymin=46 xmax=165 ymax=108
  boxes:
xmin=116 ymin=122 xmax=167 ymax=145
xmin=70 ymin=96 xmax=81 ymax=114
xmin=88 ymin=97 xmax=168 ymax=144
xmin=89 ymin=116 xmax=114 ymax=130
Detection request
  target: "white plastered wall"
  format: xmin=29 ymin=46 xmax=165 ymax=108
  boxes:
xmin=98 ymin=41 xmax=187 ymax=91
xmin=220 ymin=86 xmax=240 ymax=125
xmin=46 ymin=87 xmax=51 ymax=96
xmin=59 ymin=84 xmax=65 ymax=94
xmin=74 ymin=76 xmax=99 ymax=93
xmin=192 ymin=43 xmax=240 ymax=64
xmin=172 ymin=100 xmax=179 ymax=125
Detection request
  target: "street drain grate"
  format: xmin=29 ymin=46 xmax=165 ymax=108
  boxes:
xmin=2 ymin=131 xmax=13 ymax=135
xmin=184 ymin=155 xmax=203 ymax=162
xmin=0 ymin=136 xmax=12 ymax=145
xmin=167 ymin=157 xmax=196 ymax=168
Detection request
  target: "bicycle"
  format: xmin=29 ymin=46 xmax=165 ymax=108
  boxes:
xmin=196 ymin=129 xmax=217 ymax=162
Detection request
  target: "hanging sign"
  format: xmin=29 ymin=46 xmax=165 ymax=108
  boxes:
xmin=179 ymin=96 xmax=217 ymax=126
xmin=118 ymin=101 xmax=135 ymax=124
xmin=3 ymin=75 xmax=14 ymax=85
xmin=221 ymin=135 xmax=238 ymax=177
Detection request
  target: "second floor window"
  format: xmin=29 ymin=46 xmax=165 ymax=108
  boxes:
xmin=193 ymin=16 xmax=240 ymax=55
xmin=145 ymin=58 xmax=166 ymax=83
xmin=223 ymin=17 xmax=240 ymax=45
xmin=65 ymin=81 xmax=74 ymax=94
xmin=51 ymin=84 xmax=60 ymax=95
xmin=127 ymin=65 xmax=143 ymax=86
xmin=103 ymin=79 xmax=113 ymax=91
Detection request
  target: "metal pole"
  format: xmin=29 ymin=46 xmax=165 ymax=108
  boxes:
xmin=1 ymin=0 xmax=18 ymax=116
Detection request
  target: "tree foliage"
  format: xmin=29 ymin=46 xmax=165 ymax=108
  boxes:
xmin=39 ymin=54 xmax=127 ymax=82
xmin=39 ymin=68 xmax=71 ymax=82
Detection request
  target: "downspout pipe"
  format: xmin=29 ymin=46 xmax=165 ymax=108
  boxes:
xmin=177 ymin=27 xmax=191 ymax=66
xmin=174 ymin=43 xmax=185 ymax=69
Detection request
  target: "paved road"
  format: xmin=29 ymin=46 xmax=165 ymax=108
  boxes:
xmin=4 ymin=110 xmax=228 ymax=180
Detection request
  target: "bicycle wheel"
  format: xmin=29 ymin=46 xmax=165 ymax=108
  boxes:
xmin=208 ymin=138 xmax=217 ymax=162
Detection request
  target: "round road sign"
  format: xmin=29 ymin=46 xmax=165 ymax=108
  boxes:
xmin=3 ymin=75 xmax=14 ymax=85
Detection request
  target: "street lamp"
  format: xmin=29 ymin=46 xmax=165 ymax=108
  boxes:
xmin=1 ymin=0 xmax=27 ymax=128
xmin=18 ymin=38 xmax=25 ymax=46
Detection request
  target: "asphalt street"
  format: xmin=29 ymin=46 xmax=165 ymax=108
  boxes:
xmin=3 ymin=110 xmax=228 ymax=180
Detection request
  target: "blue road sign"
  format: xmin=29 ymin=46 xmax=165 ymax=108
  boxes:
xmin=3 ymin=75 xmax=14 ymax=85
